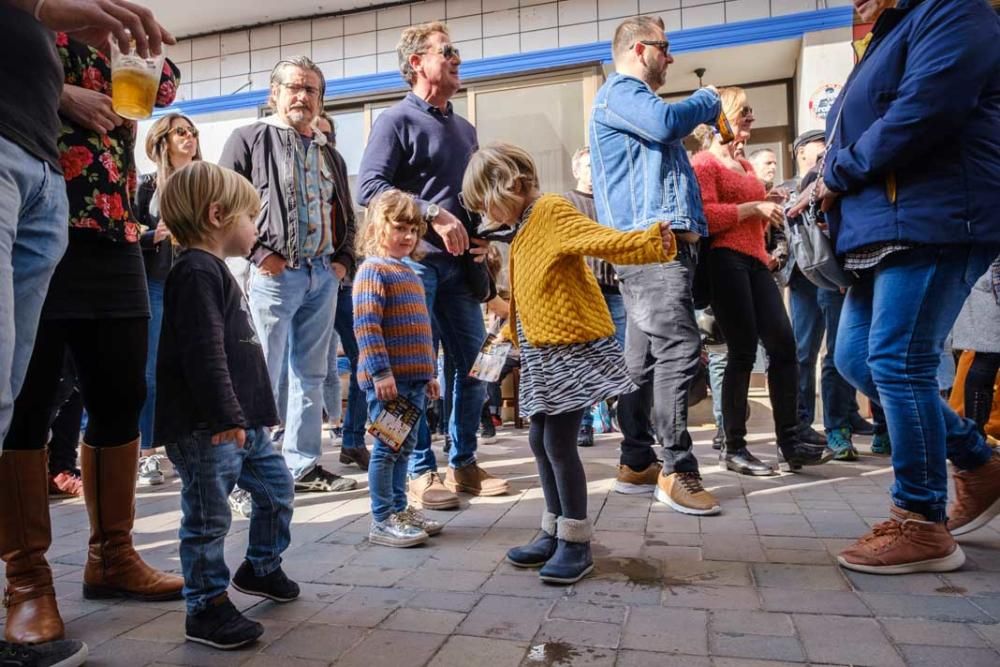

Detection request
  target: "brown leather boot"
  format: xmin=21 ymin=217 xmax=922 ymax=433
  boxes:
xmin=0 ymin=450 xmax=64 ymax=643
xmin=81 ymin=440 xmax=183 ymax=601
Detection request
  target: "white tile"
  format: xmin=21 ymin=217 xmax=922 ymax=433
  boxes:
xmin=313 ymin=16 xmax=344 ymax=39
xmin=191 ymin=79 xmax=221 ymax=99
xmin=377 ymin=5 xmax=411 ymax=28
xmin=280 ymin=42 xmax=312 ymax=60
xmin=447 ymin=0 xmax=482 ymax=17
xmin=640 ymin=0 xmax=680 ymax=10
xmin=344 ymin=31 xmax=377 ymax=58
xmin=377 ymin=27 xmax=402 ymax=53
xmin=725 ymin=0 xmax=769 ymax=21
xmin=559 ymin=0 xmax=598 ymax=25
xmin=453 ymin=38 xmax=483 ymax=60
xmin=191 ymin=57 xmax=220 ymax=81
xmin=681 ymin=0 xmax=718 ymax=5
xmin=411 ymin=0 xmax=446 ymax=23
xmin=249 ymin=71 xmax=272 ymax=91
xmin=176 ymin=82 xmax=192 ymax=102
xmin=191 ymin=35 xmax=220 ymax=60
xmin=520 ymin=27 xmax=558 ymax=52
xmin=483 ymin=0 xmax=518 ymax=10
xmin=483 ymin=33 xmax=520 ymax=57
xmin=251 ymin=47 xmax=281 ymax=73
xmin=520 ymin=0 xmax=552 ymax=7
xmin=682 ymin=2 xmax=724 ymax=27
xmin=175 ymin=61 xmax=192 ymax=86
xmin=280 ymin=20 xmax=311 ymax=45
xmin=598 ymin=0 xmax=638 ymax=19
xmin=662 ymin=8 xmax=682 ymax=30
xmin=250 ymin=25 xmax=280 ymax=50
xmin=343 ymin=55 xmax=377 ymax=77
xmin=559 ymin=21 xmax=598 ymax=46
xmin=597 ymin=18 xmax=617 ymax=41
xmin=220 ymin=52 xmax=250 ymax=78
xmin=166 ymin=39 xmax=191 ymax=63
xmin=484 ymin=9 xmax=520 ymax=36
xmin=220 ymin=74 xmax=252 ymax=95
xmin=771 ymin=0 xmax=815 ymax=16
xmin=520 ymin=3 xmax=558 ymax=30
xmin=220 ymin=30 xmax=249 ymax=55
xmin=447 ymin=15 xmax=483 ymax=41
xmin=312 ymin=37 xmax=344 ymax=62
xmin=377 ymin=52 xmax=399 ymax=72
xmin=315 ymin=60 xmax=345 ymax=81
xmin=344 ymin=11 xmax=377 ymax=35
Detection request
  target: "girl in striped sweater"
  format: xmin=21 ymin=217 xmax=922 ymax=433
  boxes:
xmin=353 ymin=190 xmax=442 ymax=548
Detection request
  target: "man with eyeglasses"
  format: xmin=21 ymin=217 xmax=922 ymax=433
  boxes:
xmin=220 ymin=56 xmax=359 ymax=494
xmin=358 ymin=22 xmax=510 ymax=512
xmin=590 ymin=16 xmax=723 ymax=516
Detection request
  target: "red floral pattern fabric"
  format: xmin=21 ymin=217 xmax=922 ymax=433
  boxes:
xmin=56 ymin=33 xmax=179 ymax=243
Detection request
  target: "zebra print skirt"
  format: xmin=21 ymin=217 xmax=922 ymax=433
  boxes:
xmin=516 ymin=319 xmax=637 ymax=417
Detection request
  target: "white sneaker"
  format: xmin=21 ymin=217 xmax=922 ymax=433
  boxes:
xmin=228 ymin=487 xmax=253 ymax=518
xmin=397 ymin=505 xmax=443 ymax=536
xmin=137 ymin=455 xmax=165 ymax=486
xmin=369 ymin=513 xmax=429 ymax=548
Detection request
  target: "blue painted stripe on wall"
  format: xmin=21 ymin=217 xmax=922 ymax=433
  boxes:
xmin=159 ymin=6 xmax=853 ymax=118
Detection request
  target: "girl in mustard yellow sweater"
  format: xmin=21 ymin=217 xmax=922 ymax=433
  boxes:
xmin=462 ymin=142 xmax=675 ymax=584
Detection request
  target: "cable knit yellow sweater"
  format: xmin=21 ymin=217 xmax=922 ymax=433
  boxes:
xmin=507 ymin=194 xmax=675 ymax=347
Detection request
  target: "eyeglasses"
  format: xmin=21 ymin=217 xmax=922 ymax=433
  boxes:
xmin=280 ymin=82 xmax=322 ymax=98
xmin=420 ymin=44 xmax=461 ymax=61
xmin=637 ymin=40 xmax=670 ymax=55
xmin=171 ymin=126 xmax=199 ymax=139
xmin=740 ymin=105 xmax=754 ymax=117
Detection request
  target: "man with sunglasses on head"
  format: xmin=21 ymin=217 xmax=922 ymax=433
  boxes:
xmin=220 ymin=56 xmax=358 ymax=494
xmin=358 ymin=22 xmax=510 ymax=512
xmin=590 ymin=16 xmax=723 ymax=516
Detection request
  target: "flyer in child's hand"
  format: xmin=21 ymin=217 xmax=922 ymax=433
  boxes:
xmin=368 ymin=396 xmax=421 ymax=451
xmin=469 ymin=318 xmax=512 ymax=383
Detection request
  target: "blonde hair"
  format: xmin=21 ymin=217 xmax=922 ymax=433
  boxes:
xmin=145 ymin=113 xmax=202 ymax=192
xmin=461 ymin=142 xmax=539 ymax=231
xmin=397 ymin=22 xmax=449 ymax=86
xmin=611 ymin=16 xmax=664 ymax=63
xmin=359 ymin=189 xmax=427 ymax=259
xmin=571 ymin=146 xmax=590 ymax=178
xmin=159 ymin=162 xmax=260 ymax=248
xmin=691 ymin=86 xmax=750 ymax=150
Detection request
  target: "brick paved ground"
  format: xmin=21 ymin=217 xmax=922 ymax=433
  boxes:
xmin=4 ymin=395 xmax=1000 ymax=666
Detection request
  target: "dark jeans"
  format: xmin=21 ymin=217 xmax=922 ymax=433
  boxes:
xmin=333 ymin=282 xmax=367 ymax=450
xmin=615 ymin=243 xmax=700 ymax=474
xmin=529 ymin=409 xmax=587 ymax=520
xmin=709 ymin=248 xmax=798 ymax=449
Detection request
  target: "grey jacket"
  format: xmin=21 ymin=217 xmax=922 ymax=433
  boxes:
xmin=219 ymin=115 xmax=356 ymax=274
xmin=952 ymin=257 xmax=1000 ymax=353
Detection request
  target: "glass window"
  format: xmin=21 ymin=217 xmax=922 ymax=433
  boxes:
xmin=371 ymin=95 xmax=469 ymax=127
xmin=329 ymin=109 xmax=364 ymax=209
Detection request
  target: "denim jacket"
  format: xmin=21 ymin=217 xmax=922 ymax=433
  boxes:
xmin=590 ymin=73 xmax=720 ymax=236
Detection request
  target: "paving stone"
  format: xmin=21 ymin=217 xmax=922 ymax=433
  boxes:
xmin=760 ymin=588 xmax=872 ymax=616
xmin=569 ymin=577 xmax=663 ymax=606
xmin=456 ymin=594 xmax=553 ymax=641
xmin=380 ymin=607 xmax=466 ymax=634
xmin=521 ymin=643 xmax=616 ymax=666
xmin=85 ymin=637 xmax=178 ymax=667
xmin=861 ymin=593 xmax=995 ymax=622
xmin=262 ymin=622 xmax=362 ymax=661
xmin=662 ymin=559 xmax=753 ymax=587
xmin=621 ymin=607 xmax=708 ymax=655
xmin=759 ymin=536 xmax=827 ymax=551
xmin=973 ymin=622 xmax=1000 ymax=650
xmin=752 ymin=563 xmax=850 ymax=591
xmin=710 ymin=610 xmax=796 ymax=636
xmin=431 ymin=636 xmax=529 ymax=667
xmin=844 ymin=570 xmax=950 ymax=595
xmin=752 ymin=514 xmax=817 ymax=537
xmin=970 ymin=596 xmax=1000 ymax=622
xmin=548 ymin=600 xmax=627 ymax=624
xmin=709 ymin=634 xmax=806 ymax=663
xmin=310 ymin=586 xmax=414 ymax=627
xmin=479 ymin=573 xmax=568 ymax=599
xmin=700 ymin=534 xmax=769 ymax=562
xmin=315 ymin=563 xmax=414 ymax=587
xmin=61 ymin=605 xmax=166 ymax=648
xmin=661 ymin=584 xmax=762 ymax=610
xmin=794 ymin=614 xmax=906 ymax=667
xmin=533 ymin=618 xmax=621 ymax=649
xmin=405 ymin=591 xmax=482 ymax=612
xmin=159 ymin=641 xmax=260 ymax=666
xmin=614 ymin=650 xmax=712 ymax=667
xmin=401 ymin=565 xmax=494 ymax=591
xmin=242 ymin=656 xmax=330 ymax=667
xmin=244 ymin=599 xmax=328 ymax=623
xmin=762 ymin=548 xmax=835 ymax=564
xmin=941 ymin=570 xmax=1000 ymax=595
xmin=335 ymin=629 xmax=447 ymax=667
xmin=712 ymin=660 xmax=808 ymax=667
xmin=428 ymin=548 xmax=505 ymax=572
xmin=881 ymin=618 xmax=988 ymax=647
xmin=898 ymin=645 xmax=1000 ymax=667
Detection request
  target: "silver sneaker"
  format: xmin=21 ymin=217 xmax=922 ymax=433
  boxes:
xmin=397 ymin=505 xmax=443 ymax=536
xmin=228 ymin=487 xmax=253 ymax=518
xmin=369 ymin=513 xmax=429 ymax=548
xmin=137 ymin=454 xmax=165 ymax=486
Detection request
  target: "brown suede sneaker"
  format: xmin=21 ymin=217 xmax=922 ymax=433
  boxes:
xmin=613 ymin=462 xmax=662 ymax=495
xmin=838 ymin=507 xmax=966 ymax=575
xmin=444 ymin=464 xmax=510 ymax=497
xmin=654 ymin=471 xmax=721 ymax=516
xmin=406 ymin=471 xmax=459 ymax=510
xmin=948 ymin=450 xmax=1000 ymax=537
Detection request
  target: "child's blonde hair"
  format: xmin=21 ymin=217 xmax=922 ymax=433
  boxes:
xmin=692 ymin=86 xmax=750 ymax=150
xmin=159 ymin=161 xmax=260 ymax=247
xmin=359 ymin=189 xmax=427 ymax=259
xmin=462 ymin=142 xmax=539 ymax=231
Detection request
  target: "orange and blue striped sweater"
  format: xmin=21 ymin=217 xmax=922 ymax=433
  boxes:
xmin=352 ymin=257 xmax=435 ymax=391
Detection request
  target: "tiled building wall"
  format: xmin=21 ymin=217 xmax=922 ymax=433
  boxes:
xmin=165 ymin=0 xmax=850 ymax=102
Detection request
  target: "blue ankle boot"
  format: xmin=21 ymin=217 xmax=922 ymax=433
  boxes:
xmin=506 ymin=512 xmax=557 ymax=568
xmin=538 ymin=517 xmax=593 ymax=585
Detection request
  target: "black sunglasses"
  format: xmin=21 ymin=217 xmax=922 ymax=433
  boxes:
xmin=421 ymin=44 xmax=461 ymax=61
xmin=171 ymin=126 xmax=199 ymax=138
xmin=638 ymin=39 xmax=670 ymax=55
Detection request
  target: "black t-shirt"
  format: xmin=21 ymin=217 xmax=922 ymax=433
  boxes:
xmin=155 ymin=250 xmax=278 ymax=444
xmin=0 ymin=6 xmax=63 ymax=171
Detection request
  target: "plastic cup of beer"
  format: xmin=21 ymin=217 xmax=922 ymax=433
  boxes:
xmin=110 ymin=40 xmax=163 ymax=120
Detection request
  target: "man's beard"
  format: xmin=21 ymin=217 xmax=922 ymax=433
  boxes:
xmin=285 ymin=108 xmax=313 ymax=126
xmin=644 ymin=60 xmax=667 ymax=90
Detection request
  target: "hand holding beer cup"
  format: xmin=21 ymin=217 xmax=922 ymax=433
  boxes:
xmin=109 ymin=37 xmax=164 ymax=120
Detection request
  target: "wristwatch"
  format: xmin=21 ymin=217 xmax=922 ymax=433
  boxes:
xmin=424 ymin=203 xmax=440 ymax=224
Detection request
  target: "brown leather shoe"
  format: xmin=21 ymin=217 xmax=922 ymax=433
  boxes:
xmin=655 ymin=471 xmax=721 ymax=516
xmin=613 ymin=461 xmax=662 ymax=495
xmin=444 ymin=464 xmax=510 ymax=497
xmin=838 ymin=506 xmax=966 ymax=575
xmin=1 ymin=450 xmax=64 ymax=643
xmin=406 ymin=471 xmax=460 ymax=510
xmin=81 ymin=440 xmax=184 ymax=601
xmin=948 ymin=450 xmax=1000 ymax=537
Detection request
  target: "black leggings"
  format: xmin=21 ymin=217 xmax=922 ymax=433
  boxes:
xmin=528 ymin=409 xmax=587 ymax=520
xmin=4 ymin=318 xmax=146 ymax=450
xmin=966 ymin=352 xmax=1000 ymax=432
xmin=47 ymin=354 xmax=84 ymax=473
xmin=708 ymin=248 xmax=798 ymax=448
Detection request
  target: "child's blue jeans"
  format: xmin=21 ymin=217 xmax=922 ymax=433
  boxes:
xmin=366 ymin=380 xmax=427 ymax=523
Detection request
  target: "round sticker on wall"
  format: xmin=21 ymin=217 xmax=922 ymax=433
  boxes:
xmin=809 ymin=84 xmax=842 ymax=121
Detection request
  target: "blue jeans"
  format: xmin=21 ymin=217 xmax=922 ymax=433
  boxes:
xmin=333 ymin=283 xmax=366 ymax=450
xmin=366 ymin=381 xmax=427 ymax=522
xmin=139 ymin=278 xmax=164 ymax=450
xmin=0 ymin=138 xmax=69 ymax=448
xmin=249 ymin=260 xmax=338 ymax=479
xmin=582 ymin=291 xmax=627 ymax=429
xmin=707 ymin=349 xmax=727 ymax=428
xmin=165 ymin=427 xmax=293 ymax=615
xmin=789 ymin=272 xmax=855 ymax=432
xmin=835 ymin=245 xmax=999 ymax=522
xmin=404 ymin=254 xmax=486 ymax=475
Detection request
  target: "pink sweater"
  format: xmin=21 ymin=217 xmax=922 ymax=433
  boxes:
xmin=692 ymin=151 xmax=771 ymax=267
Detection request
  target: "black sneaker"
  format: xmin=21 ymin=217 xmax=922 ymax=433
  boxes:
xmin=231 ymin=560 xmax=300 ymax=602
xmin=480 ymin=419 xmax=497 ymax=444
xmin=0 ymin=639 xmax=88 ymax=667
xmin=711 ymin=426 xmax=724 ymax=450
xmin=185 ymin=593 xmax=263 ymax=650
xmin=576 ymin=425 xmax=594 ymax=447
xmin=294 ymin=465 xmax=358 ymax=493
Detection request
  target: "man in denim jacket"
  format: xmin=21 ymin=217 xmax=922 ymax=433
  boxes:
xmin=590 ymin=16 xmax=722 ymax=516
